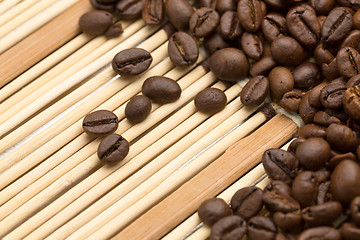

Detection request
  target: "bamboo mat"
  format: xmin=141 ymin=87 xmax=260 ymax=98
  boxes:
xmin=0 ymin=1 xmax=300 ymax=239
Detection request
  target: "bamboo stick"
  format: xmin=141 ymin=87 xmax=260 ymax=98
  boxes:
xmin=0 ymin=0 xmax=39 ymax=25
xmin=0 ymin=0 xmax=91 ymax=87
xmin=113 ymin=114 xmax=297 ymax=240
xmin=0 ymin=0 xmax=22 ymax=16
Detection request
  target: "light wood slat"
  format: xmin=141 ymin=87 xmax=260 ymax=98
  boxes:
xmin=0 ymin=0 xmax=39 ymax=25
xmin=0 ymin=0 xmax=91 ymax=87
xmin=114 ymin=114 xmax=297 ymax=240
xmin=0 ymin=0 xmax=22 ymax=15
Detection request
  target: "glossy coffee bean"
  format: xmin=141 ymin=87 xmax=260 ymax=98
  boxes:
xmin=337 ymin=47 xmax=360 ymax=78
xmin=297 ymin=124 xmax=327 ymax=139
xmin=268 ymin=66 xmax=294 ymax=102
xmin=298 ymin=227 xmax=341 ymax=240
xmin=247 ymin=216 xmax=277 ymax=240
xmin=168 ymin=32 xmax=198 ymax=66
xmin=194 ymin=88 xmax=227 ymax=114
xmin=279 ymin=90 xmax=303 ymax=112
xmin=341 ymin=30 xmax=360 ymax=52
xmin=273 ymin=211 xmax=303 ymax=233
xmin=344 ymin=86 xmax=360 ymax=122
xmin=249 ymin=56 xmax=277 ymax=77
xmin=341 ymin=222 xmax=360 ymax=240
xmin=288 ymin=138 xmax=306 ymax=154
xmin=262 ymin=190 xmax=300 ymax=213
xmin=302 ymin=201 xmax=342 ymax=226
xmin=142 ymin=0 xmax=164 ymax=25
xmin=198 ymin=198 xmax=232 ymax=226
xmin=79 ymin=10 xmax=113 ymax=35
xmin=97 ymin=134 xmax=129 ymax=164
xmin=104 ymin=23 xmax=123 ymax=38
xmin=125 ymin=95 xmax=151 ymax=123
xmin=262 ymin=148 xmax=298 ymax=184
xmin=204 ymin=32 xmax=232 ymax=55
xmin=237 ymin=0 xmax=265 ymax=32
xmin=264 ymin=180 xmax=292 ymax=196
xmin=309 ymin=0 xmax=335 ymax=15
xmin=240 ymin=75 xmax=269 ymax=107
xmin=210 ymin=215 xmax=247 ymax=240
xmin=293 ymin=62 xmax=322 ymax=90
xmin=219 ymin=11 xmax=243 ymax=41
xmin=142 ymin=76 xmax=181 ymax=103
xmin=296 ymin=138 xmax=330 ymax=170
xmin=189 ymin=7 xmax=220 ymax=38
xmin=322 ymin=7 xmax=353 ymax=45
xmin=299 ymin=93 xmax=319 ymax=123
xmin=271 ymin=36 xmax=306 ymax=66
xmin=83 ymin=110 xmax=118 ymax=137
xmin=216 ymin=0 xmax=236 ymax=14
xmin=320 ymin=82 xmax=346 ymax=109
xmin=165 ymin=0 xmax=193 ymax=30
xmin=327 ymin=123 xmax=359 ymax=152
xmin=314 ymin=43 xmax=335 ymax=65
xmin=112 ymin=48 xmax=152 ymax=76
xmin=116 ymin=0 xmax=143 ymax=19
xmin=292 ymin=171 xmax=318 ymax=207
xmin=209 ymin=48 xmax=249 ymax=82
xmin=240 ymin=32 xmax=264 ymax=60
xmin=230 ymin=186 xmax=263 ymax=220
xmin=350 ymin=196 xmax=360 ymax=226
xmin=313 ymin=111 xmax=341 ymax=126
xmin=262 ymin=13 xmax=288 ymax=42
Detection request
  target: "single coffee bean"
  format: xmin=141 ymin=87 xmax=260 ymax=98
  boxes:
xmin=279 ymin=90 xmax=303 ymax=112
xmin=237 ymin=0 xmax=265 ymax=32
xmin=262 ymin=190 xmax=300 ymax=213
xmin=268 ymin=66 xmax=294 ymax=102
xmin=231 ymin=186 xmax=263 ymax=220
xmin=322 ymin=58 xmax=341 ymax=80
xmin=287 ymin=138 xmax=306 ymax=154
xmin=142 ymin=0 xmax=164 ymax=25
xmin=216 ymin=0 xmax=236 ymax=14
xmin=240 ymin=75 xmax=269 ymax=107
xmin=262 ymin=13 xmax=288 ymax=42
xmin=112 ymin=48 xmax=152 ymax=76
xmin=104 ymin=23 xmax=123 ymax=38
xmin=314 ymin=43 xmax=335 ymax=65
xmin=249 ymin=56 xmax=277 ymax=77
xmin=302 ymin=201 xmax=342 ymax=226
xmin=247 ymin=216 xmax=277 ymax=240
xmin=203 ymin=32 xmax=232 ymax=55
xmin=321 ymin=7 xmax=353 ymax=45
xmin=341 ymin=30 xmax=360 ymax=52
xmin=199 ymin=0 xmax=216 ymax=9
xmin=292 ymin=171 xmax=318 ymax=207
xmin=165 ymin=0 xmax=194 ymax=30
xmin=299 ymin=93 xmax=319 ymax=123
xmin=142 ymin=76 xmax=181 ymax=103
xmin=337 ymin=47 xmax=360 ymax=78
xmin=354 ymin=9 xmax=360 ymax=29
xmin=316 ymin=181 xmax=332 ymax=204
xmin=298 ymin=227 xmax=341 ymax=240
xmin=293 ymin=62 xmax=322 ymax=90
xmin=341 ymin=222 xmax=360 ymax=240
xmin=264 ymin=180 xmax=292 ymax=196
xmin=79 ymin=10 xmax=113 ymax=35
xmin=210 ymin=215 xmax=247 ymax=240
xmin=286 ymin=4 xmax=321 ymax=46
xmin=313 ymin=111 xmax=341 ymax=126
xmin=350 ymin=196 xmax=360 ymax=226
xmin=83 ymin=110 xmax=118 ymax=137
xmin=116 ymin=0 xmax=143 ymax=19
xmin=328 ymin=152 xmax=357 ymax=169
xmin=344 ymin=86 xmax=360 ymax=122
xmin=320 ymin=82 xmax=346 ymax=109
xmin=189 ymin=7 xmax=220 ymax=38
xmin=90 ymin=0 xmax=116 ymax=12
xmin=240 ymin=32 xmax=264 ymax=60
xmin=271 ymin=36 xmax=306 ymax=66
xmin=198 ymin=198 xmax=232 ymax=226
xmin=331 ymin=160 xmax=360 ymax=204
xmin=309 ymin=0 xmax=335 ymax=15
xmin=194 ymin=88 xmax=227 ymax=114
xmin=297 ymin=124 xmax=327 ymax=139
xmin=327 ymin=123 xmax=360 ymax=152
xmin=125 ymin=95 xmax=151 ymax=123
xmin=296 ymin=138 xmax=330 ymax=170
xmin=262 ymin=148 xmax=298 ymax=184
xmin=209 ymin=48 xmax=249 ymax=82
xmin=97 ymin=134 xmax=129 ymax=164
xmin=273 ymin=211 xmax=303 ymax=233
xmin=219 ymin=11 xmax=243 ymax=41
xmin=346 ymin=74 xmax=360 ymax=88
xmin=168 ymin=32 xmax=199 ymax=66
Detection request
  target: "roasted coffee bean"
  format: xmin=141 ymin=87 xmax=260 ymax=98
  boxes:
xmin=247 ymin=216 xmax=277 ymax=240
xmin=337 ymin=47 xmax=360 ymax=78
xmin=268 ymin=66 xmax=294 ymax=102
xmin=96 ymin=0 xmax=117 ymax=3
xmin=350 ymin=196 xmax=360 ymax=226
xmin=318 ymin=15 xmax=327 ymax=28
xmin=313 ymin=111 xmax=341 ymax=126
xmin=321 ymin=7 xmax=353 ymax=45
xmin=320 ymin=82 xmax=346 ymax=109
xmin=199 ymin=0 xmax=216 ymax=9
xmin=112 ymin=48 xmax=152 ymax=76
xmin=354 ymin=9 xmax=360 ymax=29
xmin=165 ymin=0 xmax=194 ymax=30
xmin=210 ymin=215 xmax=247 ymax=240
xmin=231 ymin=186 xmax=263 ymax=220
xmin=292 ymin=171 xmax=318 ymax=207
xmin=309 ymin=0 xmax=335 ymax=15
xmin=336 ymin=0 xmax=360 ymax=11
xmin=204 ymin=32 xmax=232 ymax=55
xmin=314 ymin=168 xmax=331 ymax=183
xmin=262 ymin=190 xmax=300 ymax=213
xmin=263 ymin=0 xmax=287 ymax=11
xmin=116 ymin=0 xmax=143 ymax=19
xmin=97 ymin=134 xmax=129 ymax=164
xmin=262 ymin=148 xmax=298 ymax=184
xmin=341 ymin=30 xmax=360 ymax=52
xmin=302 ymin=201 xmax=342 ymax=226
xmin=341 ymin=222 xmax=360 ymax=240
xmin=240 ymin=32 xmax=264 ymax=60
xmin=189 ymin=7 xmax=220 ymax=38
xmin=279 ymin=90 xmax=303 ymax=112
xmin=299 ymin=93 xmax=319 ymax=123
xmin=249 ymin=56 xmax=277 ymax=77
xmin=237 ymin=0 xmax=265 ymax=32
xmin=322 ymin=58 xmax=341 ymax=80
xmin=271 ymin=36 xmax=306 ymax=66
xmin=331 ymin=160 xmax=360 ymax=204
xmin=198 ymin=198 xmax=232 ymax=226
xmin=125 ymin=95 xmax=151 ymax=123
xmin=194 ymin=88 xmax=227 ymax=114
xmin=240 ymin=75 xmax=269 ymax=107
xmin=296 ymin=138 xmax=330 ymax=170
xmin=216 ymin=0 xmax=237 ymax=14
xmin=142 ymin=0 xmax=164 ymax=25
xmin=358 ymin=144 xmax=360 ymax=159
xmin=273 ymin=211 xmax=303 ymax=233
xmin=83 ymin=110 xmax=118 ymax=137
xmin=168 ymin=32 xmax=198 ymax=66
xmin=297 ymin=124 xmax=327 ymax=139
xmin=327 ymin=123 xmax=360 ymax=152
xmin=316 ymin=181 xmax=332 ymax=204
xmin=79 ymin=10 xmax=113 ymax=35
xmin=142 ymin=76 xmax=181 ymax=103
xmin=104 ymin=23 xmax=123 ymax=37
xmin=346 ymin=74 xmax=360 ymax=88
xmin=286 ymin=4 xmax=321 ymax=46
xmin=262 ymin=13 xmax=288 ymax=42
xmin=275 ymin=233 xmax=297 ymax=240
xmin=344 ymin=86 xmax=360 ymax=122
xmin=209 ymin=48 xmax=249 ymax=82
xmin=90 ymin=0 xmax=116 ymax=12
xmin=293 ymin=62 xmax=322 ymax=90
xmin=314 ymin=43 xmax=335 ymax=65
xmin=288 ymin=138 xmax=306 ymax=154
xmin=298 ymin=227 xmax=341 ymax=240
xmin=220 ymin=11 xmax=243 ymax=41
xmin=328 ymin=152 xmax=357 ymax=169
xmin=325 ymin=108 xmax=349 ymax=122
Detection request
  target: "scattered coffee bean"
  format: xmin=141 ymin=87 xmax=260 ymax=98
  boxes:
xmin=320 ymin=82 xmax=346 ymax=109
xmin=97 ymin=133 xmax=129 ymax=164
xmin=194 ymin=88 xmax=227 ymax=114
xmin=249 ymin=56 xmax=277 ymax=77
xmin=90 ymin=0 xmax=116 ymax=12
xmin=264 ymin=180 xmax=292 ymax=196
xmin=293 ymin=62 xmax=322 ymax=90
xmin=216 ymin=0 xmax=236 ymax=15
xmin=298 ymin=227 xmax=341 ymax=240
xmin=270 ymin=36 xmax=306 ymax=66
xmin=296 ymin=138 xmax=330 ymax=170
xmin=297 ymin=124 xmax=326 ymax=139
xmin=210 ymin=215 xmax=247 ymax=240
xmin=237 ymin=0 xmax=265 ymax=32
xmin=328 ymin=152 xmax=357 ymax=169
xmin=83 ymin=110 xmax=118 ymax=137
xmin=309 ymin=0 xmax=335 ymax=15
xmin=273 ymin=211 xmax=303 ymax=233
xmin=116 ymin=0 xmax=143 ymax=19
xmin=189 ymin=7 xmax=220 ymax=38
xmin=279 ymin=90 xmax=303 ymax=112
xmin=203 ymin=32 xmax=232 ymax=55
xmin=198 ymin=198 xmax=232 ymax=226
xmin=343 ymin=86 xmax=360 ymax=122
xmin=287 ymin=138 xmax=306 ymax=154
xmin=354 ymin=10 xmax=360 ymax=29
xmin=299 ymin=93 xmax=319 ymax=123
xmin=247 ymin=216 xmax=277 ymax=240
xmin=350 ymin=196 xmax=360 ymax=226
xmin=142 ymin=0 xmax=164 ymax=25
xmin=230 ymin=186 xmax=263 ymax=220
xmin=165 ymin=0 xmax=194 ymax=31
xmin=168 ymin=32 xmax=199 ymax=66
xmin=142 ymin=76 xmax=181 ymax=103
xmin=327 ymin=123 xmax=360 ymax=152
xmin=79 ymin=10 xmax=113 ymax=35
xmin=341 ymin=30 xmax=360 ymax=52
xmin=262 ymin=189 xmax=300 ymax=213
xmin=314 ymin=43 xmax=335 ymax=65
xmin=268 ymin=66 xmax=294 ymax=102
xmin=341 ymin=222 xmax=360 ymax=240
xmin=240 ymin=75 xmax=269 ymax=107
xmin=104 ymin=23 xmax=123 ymax=37
xmin=322 ymin=7 xmax=353 ymax=45
xmin=292 ymin=171 xmax=318 ymax=207
xmin=125 ymin=95 xmax=151 ymax=124
xmin=262 ymin=13 xmax=288 ymax=42
xmin=219 ymin=11 xmax=243 ymax=41
xmin=240 ymin=32 xmax=264 ymax=60
xmin=337 ymin=47 xmax=360 ymax=78
xmin=112 ymin=48 xmax=152 ymax=76
xmin=199 ymin=0 xmax=216 ymax=9
xmin=302 ymin=201 xmax=342 ymax=226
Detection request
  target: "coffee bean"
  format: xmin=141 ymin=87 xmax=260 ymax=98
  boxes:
xmin=219 ymin=11 xmax=243 ymax=41
xmin=189 ymin=7 xmax=220 ymax=38
xmin=275 ymin=233 xmax=297 ymax=240
xmin=116 ymin=0 xmax=143 ymax=19
xmin=90 ymin=0 xmax=116 ymax=12
xmin=299 ymin=93 xmax=319 ymax=123
xmin=165 ymin=0 xmax=194 ymax=30
xmin=354 ymin=9 xmax=360 ymax=29
xmin=142 ymin=0 xmax=164 ymax=25
xmin=336 ymin=0 xmax=360 ymax=11
xmin=268 ymin=66 xmax=294 ymax=102
xmin=286 ymin=4 xmax=321 ymax=46
xmin=298 ymin=227 xmax=341 ymax=240
xmin=79 ymin=10 xmax=113 ymax=35
xmin=247 ymin=216 xmax=277 ymax=240
xmin=297 ymin=124 xmax=327 ymax=139
xmin=292 ymin=171 xmax=318 ymax=207
xmin=337 ymin=47 xmax=360 ymax=78
xmin=322 ymin=58 xmax=341 ymax=80
xmin=287 ymin=138 xmax=306 ymax=154
xmin=320 ymin=82 xmax=347 ymax=109
xmin=203 ymin=32 xmax=232 ymax=55
xmin=350 ymin=196 xmax=360 ymax=226
xmin=104 ymin=23 xmax=123 ymax=38
xmin=97 ymin=133 xmax=129 ymax=164
xmin=194 ymin=88 xmax=227 ymax=114
xmin=210 ymin=215 xmax=247 ymax=240
xmin=265 ymin=180 xmax=292 ymax=196
xmin=344 ymin=86 xmax=360 ymax=122
xmin=125 ymin=95 xmax=151 ymax=124
xmin=302 ymin=201 xmax=343 ymax=226
xmin=341 ymin=222 xmax=360 ymax=240
xmin=313 ymin=111 xmax=341 ymax=126
xmin=83 ymin=110 xmax=118 ymax=137
xmin=240 ymin=32 xmax=264 ymax=60
xmin=279 ymin=90 xmax=303 ymax=112
xmin=314 ymin=43 xmax=335 ymax=65
xmin=262 ymin=190 xmax=300 ymax=213
xmin=112 ymin=48 xmax=152 ymax=76
xmin=142 ymin=76 xmax=181 ymax=103
xmin=262 ymin=148 xmax=298 ymax=184
xmin=230 ymin=186 xmax=263 ymax=220
xmin=328 ymin=152 xmax=357 ymax=169
xmin=271 ymin=36 xmax=306 ymax=66
xmin=293 ymin=62 xmax=322 ymax=90
xmin=309 ymin=0 xmax=335 ymax=15
xmin=249 ymin=56 xmax=277 ymax=77
xmin=322 ymin=7 xmax=353 ymax=45
xmin=237 ymin=0 xmax=265 ymax=32
xmin=262 ymin=13 xmax=288 ymax=42
xmin=325 ymin=108 xmax=349 ymax=122
xmin=199 ymin=0 xmax=216 ymax=9
xmin=296 ymin=138 xmax=331 ymax=170
xmin=197 ymin=198 xmax=232 ymax=226
xmin=216 ymin=0 xmax=237 ymax=14
xmin=168 ymin=32 xmax=199 ymax=66
xmin=240 ymin=75 xmax=269 ymax=107
xmin=209 ymin=48 xmax=249 ymax=82
xmin=327 ymin=123 xmax=360 ymax=152
xmin=341 ymin=30 xmax=360 ymax=53
xmin=346 ymin=74 xmax=360 ymax=88
xmin=273 ymin=211 xmax=303 ymax=233
xmin=316 ymin=181 xmax=332 ymax=204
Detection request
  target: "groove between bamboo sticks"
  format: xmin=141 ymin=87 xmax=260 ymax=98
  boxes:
xmin=0 ymin=0 xmax=39 ymax=25
xmin=0 ymin=0 xmax=22 ymax=16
